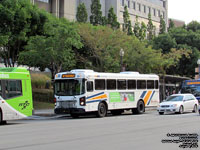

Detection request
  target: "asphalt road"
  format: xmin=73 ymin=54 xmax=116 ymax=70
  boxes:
xmin=0 ymin=111 xmax=200 ymax=150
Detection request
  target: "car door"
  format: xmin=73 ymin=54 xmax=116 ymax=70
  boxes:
xmin=183 ymin=95 xmax=191 ymax=111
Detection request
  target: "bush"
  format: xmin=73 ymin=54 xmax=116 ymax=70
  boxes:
xmin=31 ymin=73 xmax=52 ymax=89
xmin=32 ymin=88 xmax=54 ymax=103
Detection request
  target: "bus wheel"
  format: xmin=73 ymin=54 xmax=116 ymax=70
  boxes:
xmin=132 ymin=100 xmax=145 ymax=114
xmin=96 ymin=102 xmax=107 ymax=118
xmin=111 ymin=110 xmax=123 ymax=116
xmin=71 ymin=113 xmax=79 ymax=118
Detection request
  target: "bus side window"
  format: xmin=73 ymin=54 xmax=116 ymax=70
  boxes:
xmin=155 ymin=80 xmax=159 ymax=89
xmin=117 ymin=79 xmax=126 ymax=90
xmin=137 ymin=80 xmax=146 ymax=89
xmin=95 ymin=79 xmax=105 ymax=90
xmin=107 ymin=79 xmax=116 ymax=90
xmin=128 ymin=80 xmax=136 ymax=89
xmin=87 ymin=81 xmax=94 ymax=92
xmin=5 ymin=80 xmax=22 ymax=99
xmin=147 ymin=80 xmax=154 ymax=89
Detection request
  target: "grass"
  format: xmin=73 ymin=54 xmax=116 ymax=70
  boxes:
xmin=33 ymin=101 xmax=54 ymax=110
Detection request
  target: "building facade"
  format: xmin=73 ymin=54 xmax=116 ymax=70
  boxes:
xmin=32 ymin=0 xmax=168 ymax=33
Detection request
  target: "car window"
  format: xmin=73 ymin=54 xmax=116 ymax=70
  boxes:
xmin=166 ymin=96 xmax=183 ymax=101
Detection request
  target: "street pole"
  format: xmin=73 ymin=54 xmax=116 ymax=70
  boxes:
xmin=120 ymin=49 xmax=124 ymax=72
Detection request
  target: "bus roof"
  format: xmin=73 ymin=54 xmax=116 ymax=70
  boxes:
xmin=55 ymin=69 xmax=159 ymax=80
xmin=0 ymin=67 xmax=30 ymax=80
xmin=0 ymin=67 xmax=29 ymax=73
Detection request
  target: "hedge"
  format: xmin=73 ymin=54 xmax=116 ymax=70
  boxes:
xmin=32 ymin=88 xmax=54 ymax=103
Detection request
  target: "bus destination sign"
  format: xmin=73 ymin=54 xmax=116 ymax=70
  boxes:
xmin=62 ymin=74 xmax=75 ymax=78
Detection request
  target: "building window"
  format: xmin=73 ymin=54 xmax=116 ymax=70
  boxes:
xmin=120 ymin=0 xmax=124 ymax=6
xmin=143 ymin=5 xmax=146 ymax=13
xmin=153 ymin=8 xmax=156 ymax=16
xmin=132 ymin=1 xmax=136 ymax=10
xmin=162 ymin=12 xmax=165 ymax=19
xmin=148 ymin=7 xmax=151 ymax=15
xmin=127 ymin=0 xmax=130 ymax=8
xmin=158 ymin=10 xmax=160 ymax=17
xmin=138 ymin=3 xmax=141 ymax=12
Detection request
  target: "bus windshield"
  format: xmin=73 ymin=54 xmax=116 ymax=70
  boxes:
xmin=54 ymin=79 xmax=85 ymax=96
xmin=181 ymin=84 xmax=200 ymax=97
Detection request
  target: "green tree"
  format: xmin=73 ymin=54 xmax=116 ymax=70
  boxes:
xmin=123 ymin=6 xmax=133 ymax=35
xmin=147 ymin=13 xmax=154 ymax=40
xmin=0 ymin=0 xmax=48 ymax=67
xmin=168 ymin=19 xmax=175 ymax=30
xmin=107 ymin=7 xmax=120 ymax=30
xmin=90 ymin=0 xmax=103 ymax=26
xmin=139 ymin=22 xmax=147 ymax=41
xmin=159 ymin=15 xmax=166 ymax=34
xmin=187 ymin=21 xmax=200 ymax=32
xmin=19 ymin=18 xmax=82 ymax=79
xmin=76 ymin=3 xmax=88 ymax=23
xmin=133 ymin=16 xmax=140 ymax=38
xmin=152 ymin=33 xmax=177 ymax=53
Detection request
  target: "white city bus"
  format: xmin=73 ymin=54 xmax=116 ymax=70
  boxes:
xmin=54 ymin=69 xmax=159 ymax=118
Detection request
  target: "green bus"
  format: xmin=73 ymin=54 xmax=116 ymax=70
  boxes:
xmin=0 ymin=67 xmax=33 ymax=124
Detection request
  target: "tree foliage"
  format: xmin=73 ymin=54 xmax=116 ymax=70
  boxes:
xmin=147 ymin=14 xmax=154 ymax=40
xmin=0 ymin=0 xmax=47 ymax=67
xmin=76 ymin=3 xmax=88 ymax=23
xmin=107 ymin=7 xmax=120 ymax=30
xmin=123 ymin=6 xmax=133 ymax=35
xmin=159 ymin=15 xmax=166 ymax=34
xmin=90 ymin=0 xmax=103 ymax=26
xmin=18 ymin=17 xmax=82 ymax=78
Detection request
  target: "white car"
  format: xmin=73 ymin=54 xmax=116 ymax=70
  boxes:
xmin=157 ymin=94 xmax=198 ymax=115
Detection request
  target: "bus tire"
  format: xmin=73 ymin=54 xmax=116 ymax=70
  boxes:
xmin=132 ymin=100 xmax=145 ymax=114
xmin=96 ymin=102 xmax=107 ymax=118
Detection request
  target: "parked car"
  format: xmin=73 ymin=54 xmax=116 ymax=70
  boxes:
xmin=157 ymin=94 xmax=198 ymax=115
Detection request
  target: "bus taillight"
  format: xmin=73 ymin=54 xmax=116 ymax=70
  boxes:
xmin=54 ymin=98 xmax=57 ymax=103
xmin=80 ymin=97 xmax=86 ymax=106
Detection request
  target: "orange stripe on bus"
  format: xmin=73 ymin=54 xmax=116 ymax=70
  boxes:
xmin=144 ymin=91 xmax=152 ymax=105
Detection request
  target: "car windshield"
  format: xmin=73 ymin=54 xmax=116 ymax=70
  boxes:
xmin=166 ymin=96 xmax=184 ymax=102
xmin=54 ymin=79 xmax=85 ymax=96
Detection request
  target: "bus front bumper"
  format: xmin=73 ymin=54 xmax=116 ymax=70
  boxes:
xmin=54 ymin=108 xmax=85 ymax=114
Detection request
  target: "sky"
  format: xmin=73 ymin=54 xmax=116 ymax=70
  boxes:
xmin=168 ymin=0 xmax=200 ymax=24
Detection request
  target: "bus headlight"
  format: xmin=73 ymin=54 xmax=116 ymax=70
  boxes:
xmin=80 ymin=97 xmax=86 ymax=106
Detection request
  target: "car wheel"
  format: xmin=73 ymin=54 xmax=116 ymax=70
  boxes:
xmin=179 ymin=106 xmax=184 ymax=114
xmin=159 ymin=112 xmax=164 ymax=115
xmin=192 ymin=105 xmax=197 ymax=113
xmin=96 ymin=102 xmax=107 ymax=118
